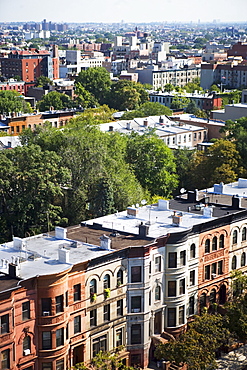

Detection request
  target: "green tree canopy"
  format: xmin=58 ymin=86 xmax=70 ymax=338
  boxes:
xmin=35 ymin=76 xmax=53 ymax=87
xmin=0 ymin=90 xmax=32 ymax=114
xmin=107 ymin=80 xmax=149 ymax=111
xmin=121 ymin=101 xmax=172 ymax=120
xmin=170 ymin=95 xmax=190 ymax=110
xmin=75 ymin=67 xmax=112 ymax=105
xmin=126 ymin=132 xmax=178 ymax=197
xmin=37 ymin=91 xmax=73 ymax=111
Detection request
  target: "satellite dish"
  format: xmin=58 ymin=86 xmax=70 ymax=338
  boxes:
xmin=180 ymin=188 xmax=186 ymax=194
xmin=141 ymin=199 xmax=147 ymax=205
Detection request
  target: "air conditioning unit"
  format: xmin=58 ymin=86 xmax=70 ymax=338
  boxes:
xmin=211 ymin=273 xmax=217 ymax=279
xmin=43 ymin=311 xmax=50 ymax=316
xmin=24 ymin=349 xmax=30 ymax=356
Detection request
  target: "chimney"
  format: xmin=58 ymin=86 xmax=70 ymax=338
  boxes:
xmin=126 ymin=122 xmax=131 ymax=130
xmin=55 ymin=227 xmax=67 ymax=240
xmin=159 ymin=116 xmax=164 ymax=124
xmin=109 ymin=126 xmax=113 ymax=131
xmin=139 ymin=223 xmax=149 ymax=237
xmin=232 ymin=195 xmax=242 ymax=209
xmin=9 ymin=263 xmax=17 ymax=278
xmin=99 ymin=234 xmax=111 ymax=250
xmin=58 ymin=247 xmax=70 ymax=263
xmin=126 ymin=206 xmax=139 ymax=217
xmin=13 ymin=237 xmax=26 ymax=250
xmin=187 ymin=190 xmax=199 ymax=203
xmin=213 ymin=182 xmax=224 ymax=194
xmin=172 ymin=211 xmax=182 ymax=226
xmin=143 ymin=119 xmax=148 ymax=127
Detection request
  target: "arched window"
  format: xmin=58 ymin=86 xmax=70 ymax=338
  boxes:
xmin=233 ymin=230 xmax=238 ymax=244
xmin=117 ymin=269 xmax=123 ymax=286
xmin=242 ymin=227 xmax=247 ymax=242
xmin=103 ymin=274 xmax=110 ymax=289
xmin=155 ymin=285 xmax=161 ymax=301
xmin=200 ymin=293 xmax=206 ymax=310
xmin=205 ymin=239 xmax=210 ymax=254
xmin=212 ymin=236 xmax=217 ymax=251
xmin=190 ymin=243 xmax=196 ymax=259
xmin=232 ymin=255 xmax=237 ymax=270
xmin=209 ymin=289 xmax=216 ymax=304
xmin=219 ymin=234 xmax=224 ymax=248
xmin=90 ymin=279 xmax=97 ymax=295
xmin=241 ymin=252 xmax=246 ymax=267
xmin=23 ymin=335 xmax=31 ymax=355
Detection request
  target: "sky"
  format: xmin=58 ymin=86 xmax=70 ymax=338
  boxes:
xmin=0 ymin=0 xmax=246 ymax=24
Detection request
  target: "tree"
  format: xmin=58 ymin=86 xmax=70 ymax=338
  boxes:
xmin=163 ymin=83 xmax=175 ymax=92
xmin=170 ymin=95 xmax=190 ymax=110
xmin=107 ymin=80 xmax=149 ymax=111
xmin=188 ymin=139 xmax=240 ymax=189
xmin=74 ymin=82 xmax=97 ymax=108
xmin=71 ymin=350 xmax=133 ymax=370
xmin=0 ymin=90 xmax=32 ymax=114
xmin=0 ymin=145 xmax=69 ymax=241
xmin=126 ymin=132 xmax=178 ymax=197
xmin=75 ymin=67 xmax=111 ymax=105
xmin=210 ymin=84 xmax=221 ymax=93
xmin=155 ymin=313 xmax=230 ymax=370
xmin=121 ymin=102 xmax=172 ymax=120
xmin=185 ymin=100 xmax=198 ymax=115
xmin=35 ymin=76 xmax=53 ymax=87
xmin=173 ymin=148 xmax=195 ymax=193
xmin=37 ymin=91 xmax=73 ymax=111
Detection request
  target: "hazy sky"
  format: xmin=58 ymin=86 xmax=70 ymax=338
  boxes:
xmin=0 ymin=0 xmax=246 ymax=24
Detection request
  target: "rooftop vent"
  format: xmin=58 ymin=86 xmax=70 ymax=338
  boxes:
xmin=55 ymin=227 xmax=67 ymax=240
xmin=158 ymin=199 xmax=169 ymax=210
xmin=203 ymin=206 xmax=213 ymax=218
xmin=214 ymin=182 xmax=224 ymax=194
xmin=58 ymin=247 xmax=70 ymax=263
xmin=99 ymin=234 xmax=111 ymax=250
xmin=13 ymin=237 xmax=26 ymax=251
xmin=238 ymin=178 xmax=247 ymax=188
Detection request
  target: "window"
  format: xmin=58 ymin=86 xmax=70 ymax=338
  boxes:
xmin=117 ymin=299 xmax=123 ymax=317
xmin=205 ymin=265 xmax=210 ymax=280
xmin=103 ymin=274 xmax=110 ymax=289
xmin=22 ymin=301 xmax=30 ymax=321
xmin=131 ymin=296 xmax=141 ymax=313
xmin=212 ymin=263 xmax=217 ymax=277
xmin=74 ymin=315 xmax=81 ymax=334
xmin=93 ymin=335 xmax=107 ymax=357
xmin=155 ymin=285 xmax=161 ymax=301
xmin=0 ymin=314 xmax=9 ymax=334
xmin=42 ymin=363 xmax=52 ymax=370
xmin=189 ymin=270 xmax=195 ymax=286
xmin=117 ymin=269 xmax=123 ymax=286
xmin=65 ymin=291 xmax=68 ymax=307
xmin=168 ymin=252 xmax=177 ymax=268
xmin=180 ymin=250 xmax=186 ymax=266
xmin=167 ymin=308 xmax=176 ymax=327
xmin=219 ymin=234 xmax=224 ymax=248
xmin=155 ymin=256 xmax=161 ymax=272
xmin=210 ymin=289 xmax=216 ymax=304
xmin=1 ymin=349 xmax=10 ymax=369
xmin=56 ymin=328 xmax=64 ymax=347
xmin=131 ymin=266 xmax=142 ymax=283
xmin=179 ymin=306 xmax=185 ymax=325
xmin=73 ymin=284 xmax=81 ymax=301
xmin=189 ymin=296 xmax=194 ymax=315
xmin=56 ymin=359 xmax=64 ymax=370
xmin=179 ymin=279 xmax=185 ymax=295
xmin=116 ymin=328 xmax=123 ymax=347
xmin=233 ymin=230 xmax=238 ymax=244
xmin=241 ymin=252 xmax=246 ymax=267
xmin=42 ymin=332 xmax=52 ymax=350
xmin=90 ymin=309 xmax=97 ymax=327
xmin=190 ymin=243 xmax=196 ymax=259
xmin=131 ymin=324 xmax=141 ymax=344
xmin=232 ymin=255 xmax=237 ymax=270
xmin=168 ymin=281 xmax=176 ymax=297
xmin=55 ymin=295 xmax=63 ymax=314
xmin=205 ymin=239 xmax=210 ymax=253
xmin=42 ymin=298 xmax=51 ymax=316
xmin=212 ymin=236 xmax=217 ymax=251
xmin=23 ymin=335 xmax=31 ymax=355
xmin=66 ymin=323 xmax=69 ymax=340
xmin=103 ymin=304 xmax=110 ymax=322
xmin=218 ymin=260 xmax=223 ymax=275
xmin=200 ymin=293 xmax=206 ymax=310
xmin=90 ymin=279 xmax=97 ymax=295
xmin=242 ymin=227 xmax=247 ymax=241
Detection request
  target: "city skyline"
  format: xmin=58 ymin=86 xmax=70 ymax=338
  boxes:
xmin=0 ymin=0 xmax=246 ymax=24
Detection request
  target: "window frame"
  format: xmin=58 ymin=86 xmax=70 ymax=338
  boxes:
xmin=22 ymin=301 xmax=30 ymax=321
xmin=73 ymin=284 xmax=81 ymax=302
xmin=74 ymin=315 xmax=81 ymax=334
xmin=131 ymin=266 xmax=142 ymax=283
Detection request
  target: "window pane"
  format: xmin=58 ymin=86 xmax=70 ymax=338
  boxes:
xmin=74 ymin=284 xmax=81 ymax=301
xmin=22 ymin=301 xmax=30 ymax=321
xmin=131 ymin=296 xmax=141 ymax=313
xmin=168 ymin=281 xmax=176 ymax=297
xmin=74 ymin=316 xmax=81 ymax=334
xmin=90 ymin=309 xmax=97 ymax=327
xmin=55 ymin=295 xmax=63 ymax=314
xmin=179 ymin=306 xmax=185 ymax=325
xmin=155 ymin=256 xmax=161 ymax=272
xmin=42 ymin=332 xmax=51 ymax=350
xmin=167 ymin=308 xmax=176 ymax=327
xmin=179 ymin=279 xmax=185 ymax=295
xmin=168 ymin=252 xmax=177 ymax=268
xmin=42 ymin=298 xmax=51 ymax=316
xmin=56 ymin=328 xmax=64 ymax=347
xmin=103 ymin=305 xmax=110 ymax=322
xmin=116 ymin=328 xmax=123 ymax=347
xmin=0 ymin=314 xmax=9 ymax=334
xmin=117 ymin=300 xmax=123 ymax=316
xmin=131 ymin=266 xmax=142 ymax=283
xmin=131 ymin=324 xmax=141 ymax=344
